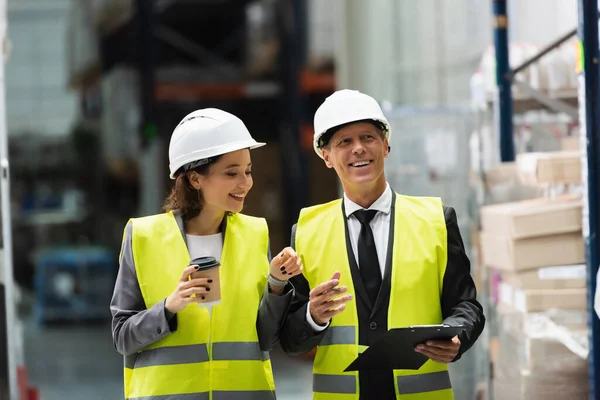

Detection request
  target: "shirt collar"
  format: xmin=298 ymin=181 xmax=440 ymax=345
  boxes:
xmin=344 ymin=183 xmax=392 ymax=218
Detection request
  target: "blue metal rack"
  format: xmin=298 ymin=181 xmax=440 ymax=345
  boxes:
xmin=577 ymin=1 xmax=600 ymax=398
xmin=33 ymin=247 xmax=115 ymax=325
xmin=492 ymin=0 xmax=515 ymax=163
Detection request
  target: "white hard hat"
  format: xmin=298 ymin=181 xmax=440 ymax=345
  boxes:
xmin=313 ymin=89 xmax=391 ymax=159
xmin=168 ymin=108 xmax=265 ymax=179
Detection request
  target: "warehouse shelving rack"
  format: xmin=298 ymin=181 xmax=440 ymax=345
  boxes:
xmin=492 ymin=1 xmax=600 ymax=398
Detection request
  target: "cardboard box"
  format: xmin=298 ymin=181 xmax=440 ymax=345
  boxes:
xmin=481 ymin=162 xmax=544 ymax=204
xmin=481 ymin=231 xmax=584 ymax=271
xmin=561 ymin=136 xmax=580 ymax=152
xmin=516 ymin=151 xmax=581 ymax=185
xmin=482 ymin=162 xmax=518 ymax=189
xmin=498 ymin=282 xmax=587 ymax=312
xmin=500 ymin=264 xmax=586 ymax=290
xmin=480 ymin=197 xmax=582 ymax=239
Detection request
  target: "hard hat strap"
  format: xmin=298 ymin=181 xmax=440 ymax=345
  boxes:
xmin=318 ymin=119 xmax=387 ymax=149
xmin=181 ymin=156 xmax=216 ymax=173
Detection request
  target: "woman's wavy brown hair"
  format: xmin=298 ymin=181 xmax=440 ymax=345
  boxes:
xmin=163 ymin=156 xmax=222 ymax=221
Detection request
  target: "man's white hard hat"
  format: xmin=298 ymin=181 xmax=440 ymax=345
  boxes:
xmin=313 ymin=89 xmax=391 ymax=159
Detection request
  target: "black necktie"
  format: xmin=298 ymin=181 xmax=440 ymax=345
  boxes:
xmin=353 ymin=209 xmax=382 ymax=305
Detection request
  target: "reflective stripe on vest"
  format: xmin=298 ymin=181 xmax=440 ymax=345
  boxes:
xmin=124 ymin=212 xmax=275 ymax=399
xmin=320 ymin=326 xmax=355 ymax=346
xmin=125 ymin=342 xmax=269 ymax=369
xmin=397 ymin=371 xmax=452 ymax=395
xmin=297 ymin=194 xmax=454 ymax=400
xmin=313 ymin=374 xmax=356 ymax=394
xmin=310 ymin=370 xmax=452 ymax=396
xmin=126 ymin=390 xmax=276 ymax=399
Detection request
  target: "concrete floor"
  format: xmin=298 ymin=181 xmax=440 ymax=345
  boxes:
xmin=23 ymin=321 xmax=314 ymax=400
xmin=23 ymin=320 xmax=483 ymax=400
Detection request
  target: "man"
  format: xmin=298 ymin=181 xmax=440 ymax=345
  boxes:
xmin=279 ymin=89 xmax=485 ymax=399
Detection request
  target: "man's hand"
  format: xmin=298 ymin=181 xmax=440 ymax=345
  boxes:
xmin=415 ymin=335 xmax=461 ymax=364
xmin=309 ymin=272 xmax=353 ymax=326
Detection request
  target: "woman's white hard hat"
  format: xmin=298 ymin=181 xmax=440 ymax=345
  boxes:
xmin=168 ymin=108 xmax=265 ymax=179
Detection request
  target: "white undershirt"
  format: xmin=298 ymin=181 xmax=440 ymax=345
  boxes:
xmin=186 ymin=233 xmax=223 ymax=262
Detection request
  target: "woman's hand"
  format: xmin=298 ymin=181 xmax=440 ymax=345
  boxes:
xmin=165 ymin=265 xmax=212 ymax=313
xmin=269 ymin=247 xmax=303 ymax=282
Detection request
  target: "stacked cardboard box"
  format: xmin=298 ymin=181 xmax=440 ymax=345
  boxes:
xmin=480 ymin=196 xmax=586 ymax=313
xmin=516 ymin=151 xmax=581 ymax=186
xmin=560 ymin=136 xmax=579 ymax=152
xmin=480 ymin=195 xmax=589 ymax=398
xmin=480 ymin=145 xmax=588 ymax=398
xmin=479 ymin=162 xmax=543 ymax=206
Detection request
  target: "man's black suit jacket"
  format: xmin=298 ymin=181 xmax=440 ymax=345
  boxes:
xmin=279 ymin=202 xmax=485 ymax=400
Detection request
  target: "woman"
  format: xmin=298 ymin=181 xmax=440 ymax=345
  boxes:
xmin=110 ymin=108 xmax=301 ymax=399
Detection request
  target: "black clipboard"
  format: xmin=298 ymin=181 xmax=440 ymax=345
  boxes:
xmin=344 ymin=324 xmax=464 ymax=372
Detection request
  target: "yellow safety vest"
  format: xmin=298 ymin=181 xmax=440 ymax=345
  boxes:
xmin=296 ymin=194 xmax=453 ymax=400
xmin=124 ymin=211 xmax=275 ymax=399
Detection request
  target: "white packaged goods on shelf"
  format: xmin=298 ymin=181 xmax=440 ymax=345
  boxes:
xmin=493 ymin=307 xmax=588 ymax=400
xmin=473 ymin=40 xmax=578 ymax=103
xmin=478 ymin=43 xmax=532 ymax=96
xmin=522 ymin=43 xmax=546 ymax=90
xmin=542 ymin=49 xmax=572 ymax=92
xmin=562 ymin=41 xmax=578 ymax=89
xmin=478 ymin=45 xmax=496 ymax=96
xmin=469 ymin=71 xmax=486 ymax=109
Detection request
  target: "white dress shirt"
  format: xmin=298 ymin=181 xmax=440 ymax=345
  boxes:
xmin=306 ymin=183 xmax=393 ymax=331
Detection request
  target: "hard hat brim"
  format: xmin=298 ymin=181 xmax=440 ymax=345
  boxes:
xmin=169 ymin=140 xmax=266 ymax=179
xmin=313 ymin=119 xmax=391 ymax=159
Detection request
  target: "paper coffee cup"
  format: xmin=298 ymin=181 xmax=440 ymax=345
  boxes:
xmin=189 ymin=256 xmax=221 ymax=307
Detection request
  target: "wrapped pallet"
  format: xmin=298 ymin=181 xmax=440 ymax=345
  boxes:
xmin=492 ymin=307 xmax=588 ymax=400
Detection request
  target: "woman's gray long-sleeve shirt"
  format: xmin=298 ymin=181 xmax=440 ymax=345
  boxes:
xmin=110 ymin=212 xmax=293 ymax=356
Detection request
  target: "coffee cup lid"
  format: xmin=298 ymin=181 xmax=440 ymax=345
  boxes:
xmin=190 ymin=256 xmax=220 ymax=270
